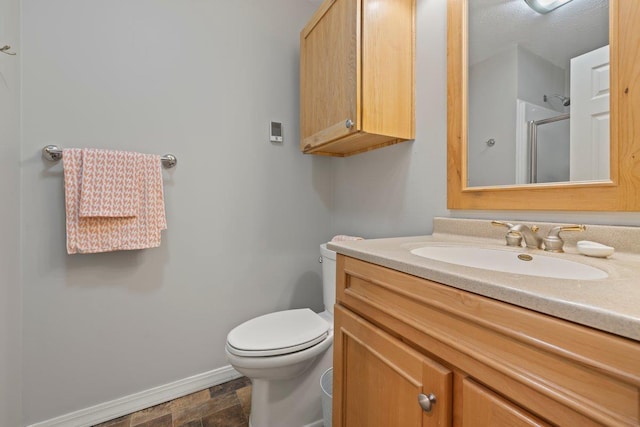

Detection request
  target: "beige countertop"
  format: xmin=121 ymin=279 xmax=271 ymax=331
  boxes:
xmin=328 ymin=217 xmax=640 ymax=342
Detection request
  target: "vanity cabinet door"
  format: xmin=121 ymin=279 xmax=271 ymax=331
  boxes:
xmin=333 ymin=305 xmax=452 ymax=427
xmin=299 ymin=0 xmax=415 ymax=156
xmin=461 ymin=378 xmax=552 ymax=427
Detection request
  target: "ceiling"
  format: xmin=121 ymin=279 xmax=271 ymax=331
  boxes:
xmin=469 ymin=0 xmax=609 ymax=69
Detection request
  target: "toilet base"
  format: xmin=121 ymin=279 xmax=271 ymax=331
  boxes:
xmin=248 ymin=345 xmax=332 ymax=427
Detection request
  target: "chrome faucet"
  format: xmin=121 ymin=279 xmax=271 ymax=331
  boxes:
xmin=508 ymin=224 xmax=543 ymax=249
xmin=543 ymin=224 xmax=586 ymax=253
xmin=492 ymin=221 xmax=542 ymax=249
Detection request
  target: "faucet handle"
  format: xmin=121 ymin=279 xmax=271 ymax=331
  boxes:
xmin=491 ymin=220 xmax=514 ymax=229
xmin=543 ymin=225 xmax=586 ymax=253
xmin=491 ymin=221 xmax=522 ymax=247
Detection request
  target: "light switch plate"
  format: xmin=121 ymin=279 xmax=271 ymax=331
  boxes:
xmin=270 ymin=121 xmax=283 ymax=143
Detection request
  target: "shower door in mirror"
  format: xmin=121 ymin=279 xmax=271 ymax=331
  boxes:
xmin=466 ymin=0 xmax=610 ymax=187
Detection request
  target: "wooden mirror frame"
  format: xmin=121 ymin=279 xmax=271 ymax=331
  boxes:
xmin=447 ymin=0 xmax=640 ymax=211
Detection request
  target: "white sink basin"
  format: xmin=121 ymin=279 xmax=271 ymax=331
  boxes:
xmin=410 ymin=245 xmax=608 ymax=280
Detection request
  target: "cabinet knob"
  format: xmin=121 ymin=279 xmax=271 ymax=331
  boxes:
xmin=345 ymin=119 xmax=355 ymax=129
xmin=418 ymin=393 xmax=437 ymax=412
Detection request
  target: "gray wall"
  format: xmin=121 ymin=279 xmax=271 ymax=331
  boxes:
xmin=0 ymin=0 xmax=22 ymax=424
xmin=20 ymin=0 xmax=329 ymax=424
xmin=331 ymin=0 xmax=451 ymax=238
xmin=332 ymin=137 xmax=446 ymax=238
xmin=468 ymin=48 xmax=518 ymax=187
xmin=331 ymin=0 xmax=640 ymax=240
xmin=10 ymin=0 xmax=640 ymax=425
xmin=467 ymin=45 xmax=567 ymax=187
xmin=517 ymin=46 xmax=566 ymax=109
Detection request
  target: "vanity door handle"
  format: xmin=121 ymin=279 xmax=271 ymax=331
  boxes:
xmin=418 ymin=393 xmax=437 ymax=412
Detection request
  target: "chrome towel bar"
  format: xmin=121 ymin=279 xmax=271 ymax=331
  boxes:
xmin=42 ymin=145 xmax=177 ymax=169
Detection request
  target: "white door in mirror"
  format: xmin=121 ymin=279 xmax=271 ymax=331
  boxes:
xmin=570 ymin=45 xmax=610 ymax=182
xmin=577 ymin=241 xmax=615 ymax=258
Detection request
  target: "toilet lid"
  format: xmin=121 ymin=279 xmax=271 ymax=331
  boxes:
xmin=226 ymin=309 xmax=329 ymax=357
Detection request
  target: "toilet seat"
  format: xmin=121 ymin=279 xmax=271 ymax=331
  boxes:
xmin=226 ymin=308 xmax=329 ymax=357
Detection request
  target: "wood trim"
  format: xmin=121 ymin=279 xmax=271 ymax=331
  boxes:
xmin=302 ymin=118 xmax=359 ymax=152
xmin=341 ymin=262 xmax=639 ymax=384
xmin=356 ymin=0 xmax=362 ymax=135
xmin=361 ymin=0 xmax=415 ymax=139
xmin=462 ymin=378 xmax=553 ymax=426
xmin=300 ymin=0 xmax=338 ymax=39
xmin=305 ymin=132 xmax=404 ymax=156
xmin=333 ymin=305 xmax=428 ymax=427
xmin=332 ymin=305 xmax=346 ymax=427
xmin=337 ymin=306 xmax=425 ymax=385
xmin=423 ymin=357 xmax=453 ymax=426
xmin=447 ymin=0 xmax=640 ymax=211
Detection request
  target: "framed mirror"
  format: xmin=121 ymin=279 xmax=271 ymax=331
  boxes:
xmin=468 ymin=0 xmax=608 ymax=187
xmin=447 ymin=0 xmax=640 ymax=211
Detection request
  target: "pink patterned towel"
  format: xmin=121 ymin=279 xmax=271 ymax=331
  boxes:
xmin=79 ymin=149 xmax=140 ymax=217
xmin=63 ymin=148 xmax=167 ymax=254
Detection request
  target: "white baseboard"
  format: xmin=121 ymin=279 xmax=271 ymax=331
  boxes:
xmin=28 ymin=365 xmax=243 ymax=427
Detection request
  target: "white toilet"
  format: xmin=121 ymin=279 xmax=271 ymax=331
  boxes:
xmin=225 ymin=243 xmax=336 ymax=427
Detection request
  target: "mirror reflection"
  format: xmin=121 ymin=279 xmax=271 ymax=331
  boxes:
xmin=467 ymin=0 xmax=609 ymax=187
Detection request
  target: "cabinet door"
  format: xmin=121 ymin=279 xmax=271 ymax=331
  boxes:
xmin=462 ymin=378 xmax=552 ymax=427
xmin=334 ymin=306 xmax=452 ymax=427
xmin=300 ymin=0 xmax=359 ymax=149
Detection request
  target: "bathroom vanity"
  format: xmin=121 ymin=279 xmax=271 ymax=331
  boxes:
xmin=329 ymin=219 xmax=640 ymax=426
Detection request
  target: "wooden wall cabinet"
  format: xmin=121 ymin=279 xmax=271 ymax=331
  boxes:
xmin=333 ymin=255 xmax=640 ymax=426
xmin=299 ymin=0 xmax=415 ymax=157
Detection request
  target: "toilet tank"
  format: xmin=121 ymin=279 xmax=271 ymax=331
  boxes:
xmin=320 ymin=244 xmax=336 ymax=314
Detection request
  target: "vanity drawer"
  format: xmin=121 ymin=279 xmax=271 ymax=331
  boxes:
xmin=336 ymin=255 xmax=640 ymax=426
xmin=461 ymin=378 xmax=551 ymax=427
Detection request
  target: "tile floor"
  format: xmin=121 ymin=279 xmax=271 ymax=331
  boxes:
xmin=93 ymin=377 xmax=251 ymax=427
